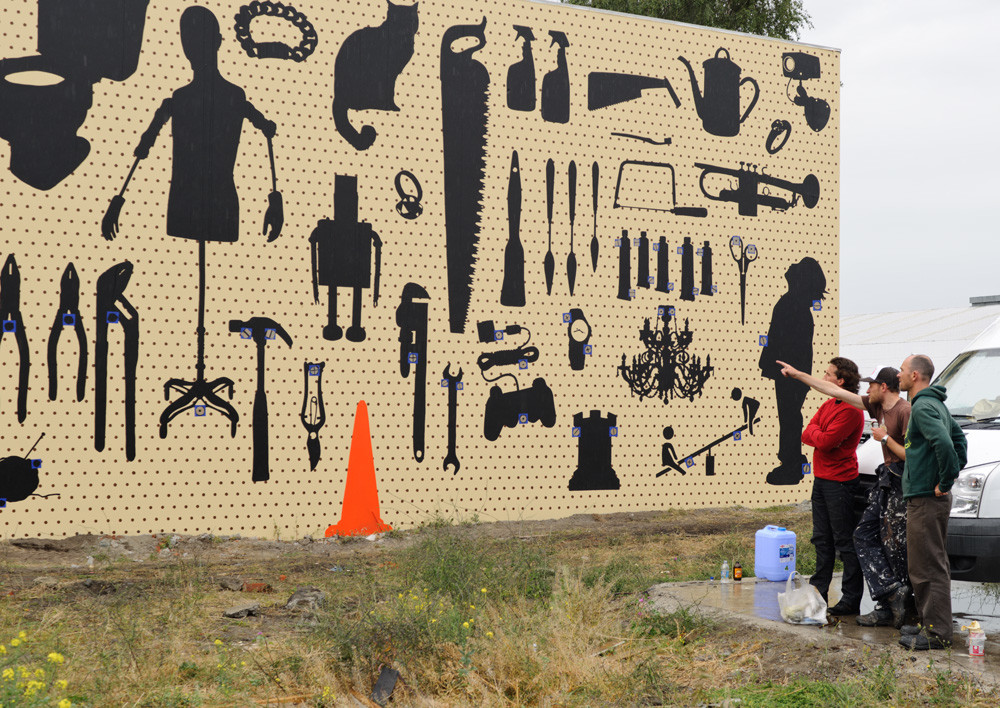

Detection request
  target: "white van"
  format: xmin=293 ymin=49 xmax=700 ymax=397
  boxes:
xmin=857 ymin=319 xmax=1000 ymax=582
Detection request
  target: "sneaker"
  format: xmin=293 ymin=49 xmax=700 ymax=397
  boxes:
xmin=856 ymin=608 xmax=894 ymax=627
xmin=886 ymin=583 xmax=910 ymax=629
xmin=828 ymin=599 xmax=861 ymax=616
xmin=898 ymin=634 xmax=950 ymax=650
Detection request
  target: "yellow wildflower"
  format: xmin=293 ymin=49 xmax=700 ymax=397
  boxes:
xmin=56 ymin=679 xmax=68 ymax=690
xmin=462 ymin=622 xmax=470 ymax=629
xmin=469 ymin=604 xmax=475 ymax=609
xmin=3 ymin=668 xmax=14 ymax=680
xmin=214 ymin=639 xmax=223 ymax=646
xmin=10 ymin=639 xmax=21 ymax=647
xmin=0 ymin=645 xmax=6 ymax=654
xmin=47 ymin=652 xmax=65 ymax=664
xmin=58 ymin=700 xmax=73 ymax=708
xmin=481 ymin=587 xmax=487 ymax=594
xmin=24 ymin=679 xmax=45 ymax=696
xmin=34 ymin=667 xmax=45 ymax=678
xmin=486 ymin=631 xmax=494 ymax=638
xmin=18 ymin=631 xmax=26 ymax=640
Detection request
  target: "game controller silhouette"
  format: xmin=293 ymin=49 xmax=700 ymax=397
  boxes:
xmin=484 ymin=377 xmax=556 ymax=441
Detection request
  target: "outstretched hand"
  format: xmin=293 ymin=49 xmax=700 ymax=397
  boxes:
xmin=775 ymin=360 xmax=799 ymax=379
xmin=102 ymin=195 xmax=126 ymax=241
xmin=263 ymin=190 xmax=284 ymax=242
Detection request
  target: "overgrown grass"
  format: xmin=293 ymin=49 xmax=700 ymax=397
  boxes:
xmin=0 ymin=506 xmax=992 ymax=706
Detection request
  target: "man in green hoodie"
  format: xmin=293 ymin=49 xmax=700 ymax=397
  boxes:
xmin=897 ymin=354 xmax=967 ymax=650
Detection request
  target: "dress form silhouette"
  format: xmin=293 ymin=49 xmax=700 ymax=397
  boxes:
xmin=101 ymin=6 xmax=283 ymax=439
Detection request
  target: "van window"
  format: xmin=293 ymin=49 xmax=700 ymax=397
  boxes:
xmin=934 ymin=349 xmax=1000 ymax=420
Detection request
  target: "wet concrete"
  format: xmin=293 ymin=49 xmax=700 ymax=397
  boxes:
xmin=647 ymin=574 xmax=1000 ymax=686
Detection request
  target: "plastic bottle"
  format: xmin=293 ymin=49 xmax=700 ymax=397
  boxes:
xmin=734 ymin=561 xmax=743 ymax=582
xmin=721 ymin=559 xmax=731 ymax=584
xmin=962 ymin=621 xmax=986 ymax=656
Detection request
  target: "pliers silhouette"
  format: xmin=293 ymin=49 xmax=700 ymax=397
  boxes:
xmin=95 ymin=261 xmax=139 ymax=462
xmin=0 ymin=254 xmax=30 ymax=423
xmin=48 ymin=263 xmax=88 ymax=402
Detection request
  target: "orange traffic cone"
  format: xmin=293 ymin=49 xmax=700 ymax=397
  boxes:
xmin=325 ymin=400 xmax=393 ymax=537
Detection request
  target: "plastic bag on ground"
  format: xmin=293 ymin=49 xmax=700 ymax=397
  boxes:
xmin=777 ymin=571 xmax=827 ymax=625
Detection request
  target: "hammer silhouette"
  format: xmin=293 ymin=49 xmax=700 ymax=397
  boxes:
xmin=229 ymin=318 xmax=293 ymax=482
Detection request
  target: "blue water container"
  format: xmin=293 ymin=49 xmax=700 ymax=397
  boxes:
xmin=754 ymin=525 xmax=796 ymax=581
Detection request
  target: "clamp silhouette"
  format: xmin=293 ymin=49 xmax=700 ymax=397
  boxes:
xmin=48 ymin=262 xmax=88 ymax=402
xmin=0 ymin=255 xmax=30 ymax=423
xmin=229 ymin=317 xmax=293 ymax=482
xmin=95 ymin=261 xmax=138 ymax=461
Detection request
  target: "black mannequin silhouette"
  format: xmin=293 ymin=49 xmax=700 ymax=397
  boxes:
xmin=332 ymin=0 xmax=418 ymax=150
xmin=100 ymin=6 xmax=283 ymax=440
xmin=759 ymin=257 xmax=826 ymax=485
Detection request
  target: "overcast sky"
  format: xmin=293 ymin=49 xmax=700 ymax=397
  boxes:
xmin=795 ymin=0 xmax=1000 ymax=315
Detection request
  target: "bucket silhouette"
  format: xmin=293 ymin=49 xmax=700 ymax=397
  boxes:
xmin=325 ymin=400 xmax=392 ymax=537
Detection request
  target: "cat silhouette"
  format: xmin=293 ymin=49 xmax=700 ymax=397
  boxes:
xmin=332 ymin=0 xmax=418 ymax=151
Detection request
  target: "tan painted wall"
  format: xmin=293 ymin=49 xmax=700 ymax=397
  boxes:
xmin=0 ymin=0 xmax=839 ymax=538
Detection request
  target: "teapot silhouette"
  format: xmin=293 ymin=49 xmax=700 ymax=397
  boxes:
xmin=679 ymin=48 xmax=759 ymax=137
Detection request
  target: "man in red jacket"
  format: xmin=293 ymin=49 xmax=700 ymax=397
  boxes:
xmin=800 ymin=357 xmax=865 ymax=615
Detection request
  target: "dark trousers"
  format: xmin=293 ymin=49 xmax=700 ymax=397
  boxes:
xmin=810 ymin=476 xmax=863 ymax=606
xmin=854 ymin=463 xmax=909 ymax=601
xmin=907 ymin=495 xmax=953 ymax=641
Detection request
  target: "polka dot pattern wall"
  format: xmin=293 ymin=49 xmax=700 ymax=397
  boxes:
xmin=0 ymin=0 xmax=840 ymax=538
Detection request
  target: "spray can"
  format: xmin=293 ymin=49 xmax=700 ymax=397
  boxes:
xmin=734 ymin=561 xmax=743 ymax=582
xmin=962 ymin=621 xmax=986 ymax=656
xmin=721 ymin=559 xmax=731 ymax=584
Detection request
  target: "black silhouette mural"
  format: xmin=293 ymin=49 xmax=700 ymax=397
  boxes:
xmin=475 ymin=320 xmax=539 ymax=373
xmin=568 ymin=410 xmax=619 ymax=491
xmin=442 ymin=364 xmax=463 ymax=474
xmin=541 ymin=31 xmax=569 ymax=123
xmin=95 ymin=261 xmax=138 ymax=462
xmin=782 ymin=52 xmax=830 ymax=132
xmin=766 ymin=119 xmax=792 ymax=154
xmin=48 ymin=262 xmax=87 ymax=403
xmin=234 ymin=2 xmax=318 ymax=62
xmin=230 ymin=318 xmax=293 ymax=483
xmin=587 ymin=72 xmax=680 ymax=110
xmin=567 ymin=308 xmax=591 ymax=371
xmin=0 ymin=434 xmax=56 ymax=505
xmin=101 ymin=6 xmax=283 ymax=442
xmin=680 ymin=237 xmax=695 ymax=302
xmin=612 ymin=161 xmax=707 ymax=216
xmin=612 ymin=132 xmax=672 ymax=145
xmin=590 ymin=162 xmax=599 ymax=272
xmin=501 ymin=151 xmax=525 ymax=307
xmin=300 ymin=362 xmax=326 ymax=471
xmin=657 ymin=388 xmax=761 ymax=477
xmin=567 ymin=161 xmax=578 ymax=295
xmin=0 ymin=255 xmax=30 ymax=423
xmin=484 ymin=377 xmax=556 ymax=441
xmin=440 ymin=18 xmax=488 ymax=334
xmin=506 ymin=26 xmax=536 ymax=112
xmin=394 ymin=170 xmax=423 ymax=220
xmin=694 ymin=161 xmax=819 ymax=217
xmin=544 ymin=158 xmax=556 ymax=295
xmin=396 ymin=283 xmax=430 ymax=462
xmin=655 ymin=237 xmax=671 ymax=294
xmin=678 ymin=48 xmax=758 ymax=137
xmin=729 ymin=235 xmax=759 ymax=325
xmin=0 ymin=0 xmax=149 ymax=190
xmin=332 ymin=0 xmax=418 ymax=150
xmin=310 ymin=175 xmax=382 ymax=342
xmin=636 ymin=231 xmax=650 ymax=290
xmin=700 ymin=241 xmax=714 ymax=297
xmin=759 ymin=257 xmax=827 ymax=486
xmin=618 ymin=305 xmax=713 ymax=404
xmin=617 ymin=230 xmax=631 ymax=301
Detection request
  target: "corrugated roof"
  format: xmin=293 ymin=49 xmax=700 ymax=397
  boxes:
xmin=841 ymin=305 xmax=1000 ymax=378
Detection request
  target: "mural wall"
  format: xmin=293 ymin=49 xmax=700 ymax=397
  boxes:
xmin=0 ymin=0 xmax=840 ymax=538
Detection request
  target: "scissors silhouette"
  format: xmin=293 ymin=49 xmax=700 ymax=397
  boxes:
xmin=730 ymin=236 xmax=759 ymax=325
